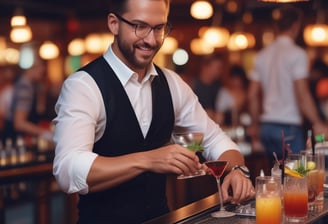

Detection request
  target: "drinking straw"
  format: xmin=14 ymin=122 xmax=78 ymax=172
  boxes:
xmin=281 ymin=130 xmax=285 ymax=184
xmin=310 ymin=129 xmax=315 ymax=155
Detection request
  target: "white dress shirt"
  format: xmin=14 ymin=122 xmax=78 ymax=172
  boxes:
xmin=250 ymin=35 xmax=308 ymax=125
xmin=53 ymin=46 xmax=239 ymax=194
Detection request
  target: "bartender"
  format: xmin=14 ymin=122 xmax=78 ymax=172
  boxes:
xmin=52 ymin=0 xmax=255 ymax=223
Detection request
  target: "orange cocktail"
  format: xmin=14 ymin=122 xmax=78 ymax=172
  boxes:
xmin=256 ymin=196 xmax=281 ymax=224
xmin=305 ymin=152 xmax=326 ymax=202
xmin=307 ymin=169 xmax=325 ymax=202
xmin=256 ymin=176 xmax=282 ymax=224
xmin=283 ymin=175 xmax=308 ymax=222
xmin=284 ymin=191 xmax=308 ymax=217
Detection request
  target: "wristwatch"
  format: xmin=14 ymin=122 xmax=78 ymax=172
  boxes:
xmin=232 ymin=165 xmax=250 ymax=178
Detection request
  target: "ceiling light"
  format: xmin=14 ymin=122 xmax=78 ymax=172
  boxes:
xmin=10 ymin=25 xmax=32 ymax=43
xmin=68 ymin=38 xmax=85 ymax=56
xmin=303 ymin=3 xmax=328 ymax=47
xmin=11 ymin=8 xmax=26 ymax=27
xmin=11 ymin=15 xmax=26 ymax=27
xmin=228 ymin=32 xmax=256 ymax=51
xmin=190 ymin=1 xmax=213 ymax=20
xmin=190 ymin=38 xmax=214 ymax=55
xmin=4 ymin=48 xmax=20 ymax=64
xmin=85 ymin=33 xmax=103 ymax=53
xmin=160 ymin=37 xmax=178 ymax=54
xmin=202 ymin=27 xmax=230 ymax=48
xmin=10 ymin=8 xmax=32 ymax=43
xmin=39 ymin=41 xmax=59 ymax=60
xmin=172 ymin=49 xmax=189 ymax=66
xmin=304 ymin=24 xmax=328 ymax=47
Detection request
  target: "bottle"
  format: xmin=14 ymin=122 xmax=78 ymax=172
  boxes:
xmin=5 ymin=138 xmax=17 ymax=165
xmin=0 ymin=141 xmax=7 ymax=167
xmin=16 ymin=136 xmax=27 ymax=164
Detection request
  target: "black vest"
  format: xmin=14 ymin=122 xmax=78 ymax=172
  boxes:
xmin=77 ymin=57 xmax=174 ymax=224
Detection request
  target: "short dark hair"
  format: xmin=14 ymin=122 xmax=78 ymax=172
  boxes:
xmin=109 ymin=0 xmax=170 ymax=15
xmin=277 ymin=6 xmax=303 ymax=32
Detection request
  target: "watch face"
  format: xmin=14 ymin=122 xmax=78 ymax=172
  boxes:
xmin=235 ymin=165 xmax=250 ymax=178
xmin=240 ymin=166 xmax=249 ymax=173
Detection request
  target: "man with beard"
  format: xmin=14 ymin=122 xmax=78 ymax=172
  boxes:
xmin=53 ymin=0 xmax=254 ymax=223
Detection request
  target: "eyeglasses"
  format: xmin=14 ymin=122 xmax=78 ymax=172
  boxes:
xmin=114 ymin=13 xmax=172 ymax=39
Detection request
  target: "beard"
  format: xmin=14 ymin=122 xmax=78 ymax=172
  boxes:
xmin=116 ymin=36 xmax=161 ymax=70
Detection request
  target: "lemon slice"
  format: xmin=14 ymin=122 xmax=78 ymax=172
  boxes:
xmin=284 ymin=167 xmax=303 ymax=178
xmin=307 ymin=161 xmax=316 ymax=170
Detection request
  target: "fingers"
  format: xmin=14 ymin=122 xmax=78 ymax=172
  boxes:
xmin=230 ymin=179 xmax=255 ymax=204
xmin=169 ymin=144 xmax=202 ymax=175
xmin=222 ymin=171 xmax=255 ymax=204
xmin=220 ymin=181 xmax=231 ymax=202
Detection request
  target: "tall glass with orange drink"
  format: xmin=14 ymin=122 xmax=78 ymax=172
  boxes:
xmin=284 ymin=175 xmax=308 ymax=222
xmin=256 ymin=176 xmax=282 ymax=224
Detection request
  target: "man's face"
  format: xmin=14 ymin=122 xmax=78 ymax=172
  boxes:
xmin=111 ymin=0 xmax=169 ymax=72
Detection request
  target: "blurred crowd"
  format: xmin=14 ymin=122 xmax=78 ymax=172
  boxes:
xmin=178 ymin=52 xmax=328 ymax=159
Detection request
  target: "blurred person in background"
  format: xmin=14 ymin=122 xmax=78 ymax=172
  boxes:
xmin=248 ymin=6 xmax=328 ymax=161
xmin=2 ymin=55 xmax=53 ymax=145
xmin=192 ymin=53 xmax=225 ymax=121
xmin=0 ymin=65 xmax=19 ymax=141
xmin=215 ymin=64 xmax=250 ymax=127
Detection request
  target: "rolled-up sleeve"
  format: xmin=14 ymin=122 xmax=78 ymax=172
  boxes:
xmin=164 ymin=68 xmax=240 ymax=161
xmin=52 ymin=72 xmax=105 ymax=194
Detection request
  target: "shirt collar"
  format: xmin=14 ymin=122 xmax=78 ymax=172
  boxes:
xmin=103 ymin=45 xmax=158 ymax=86
xmin=276 ymin=35 xmax=293 ymax=44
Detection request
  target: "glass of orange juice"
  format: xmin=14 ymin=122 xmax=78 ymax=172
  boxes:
xmin=256 ymin=176 xmax=282 ymax=224
xmin=284 ymin=175 xmax=308 ymax=222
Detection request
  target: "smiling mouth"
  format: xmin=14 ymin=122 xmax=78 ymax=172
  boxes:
xmin=137 ymin=45 xmax=155 ymax=57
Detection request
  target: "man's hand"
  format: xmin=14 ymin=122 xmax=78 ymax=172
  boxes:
xmin=221 ymin=170 xmax=255 ymax=204
xmin=146 ymin=144 xmax=203 ymax=176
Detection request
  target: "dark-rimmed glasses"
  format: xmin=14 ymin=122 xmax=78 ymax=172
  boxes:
xmin=114 ymin=13 xmax=172 ymax=39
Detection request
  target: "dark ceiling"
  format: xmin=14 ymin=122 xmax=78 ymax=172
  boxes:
xmin=0 ymin=0 xmax=327 ymax=47
xmin=0 ymin=0 xmax=326 ymax=23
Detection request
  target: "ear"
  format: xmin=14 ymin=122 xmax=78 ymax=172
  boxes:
xmin=107 ymin=13 xmax=119 ymax=35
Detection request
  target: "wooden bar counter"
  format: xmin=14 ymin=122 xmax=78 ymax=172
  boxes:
xmin=0 ymin=150 xmax=77 ymax=224
xmin=144 ymin=192 xmax=328 ymax=224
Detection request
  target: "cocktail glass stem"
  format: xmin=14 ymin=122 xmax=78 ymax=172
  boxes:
xmin=210 ymin=176 xmax=235 ymax=218
xmin=216 ymin=177 xmax=226 ymax=213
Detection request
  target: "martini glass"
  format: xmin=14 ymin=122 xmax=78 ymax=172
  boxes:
xmin=205 ymin=160 xmax=236 ymax=218
xmin=171 ymin=132 xmax=206 ymax=179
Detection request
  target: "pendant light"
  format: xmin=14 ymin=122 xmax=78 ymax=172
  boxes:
xmin=10 ymin=8 xmax=32 ymax=43
xmin=303 ymin=1 xmax=328 ymax=47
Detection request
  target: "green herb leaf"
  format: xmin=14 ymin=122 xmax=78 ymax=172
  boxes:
xmin=294 ymin=166 xmax=310 ymax=176
xmin=187 ymin=144 xmax=204 ymax=152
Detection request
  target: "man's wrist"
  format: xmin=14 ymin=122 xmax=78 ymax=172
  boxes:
xmin=231 ymin=165 xmax=250 ymax=178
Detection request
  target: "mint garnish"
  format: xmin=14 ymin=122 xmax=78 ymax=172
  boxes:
xmin=187 ymin=144 xmax=204 ymax=152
